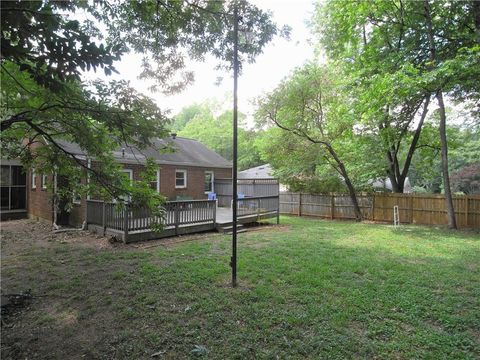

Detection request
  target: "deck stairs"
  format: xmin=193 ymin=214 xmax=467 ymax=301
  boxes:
xmin=216 ymin=223 xmax=247 ymax=234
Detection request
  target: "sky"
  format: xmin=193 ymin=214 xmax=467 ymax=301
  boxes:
xmin=99 ymin=1 xmax=316 ymax=125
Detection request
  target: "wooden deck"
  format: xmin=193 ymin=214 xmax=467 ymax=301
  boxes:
xmin=86 ymin=197 xmax=280 ymax=243
xmin=215 ymin=206 xmax=278 ymax=226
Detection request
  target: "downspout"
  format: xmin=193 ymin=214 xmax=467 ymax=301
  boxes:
xmin=81 ymin=158 xmax=91 ymax=230
xmin=52 ymin=171 xmax=59 ymax=230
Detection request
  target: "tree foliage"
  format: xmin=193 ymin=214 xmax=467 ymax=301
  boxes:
xmin=255 ymin=63 xmax=364 ymax=220
xmin=176 ymin=102 xmax=263 ymax=171
xmin=1 ymin=0 xmax=280 ymax=209
xmin=314 ymin=0 xmax=480 ymax=228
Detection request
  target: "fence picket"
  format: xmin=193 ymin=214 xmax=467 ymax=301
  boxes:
xmin=278 ymin=192 xmax=479 ymax=229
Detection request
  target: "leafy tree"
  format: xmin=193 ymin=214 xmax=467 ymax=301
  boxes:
xmin=255 ymin=127 xmax=347 ymax=193
xmin=177 ymin=106 xmax=263 ymax=171
xmin=1 ymin=0 xmax=280 ymax=205
xmin=315 ymin=0 xmax=480 ymax=228
xmin=170 ymin=102 xmax=214 ymax=132
xmin=450 ymin=163 xmax=480 ymax=195
xmin=255 ymin=63 xmax=364 ymax=220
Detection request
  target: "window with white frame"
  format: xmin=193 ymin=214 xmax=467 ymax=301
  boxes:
xmin=122 ymin=169 xmax=133 ymax=182
xmin=149 ymin=169 xmax=160 ymax=192
xmin=204 ymin=171 xmax=214 ymax=193
xmin=41 ymin=174 xmax=48 ymax=189
xmin=31 ymin=169 xmax=37 ymax=189
xmin=175 ymin=169 xmax=187 ymax=189
xmin=72 ymin=187 xmax=82 ymax=204
xmin=118 ymin=169 xmax=133 ymax=202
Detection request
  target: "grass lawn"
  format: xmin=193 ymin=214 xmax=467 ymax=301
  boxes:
xmin=1 ymin=217 xmax=479 ymax=359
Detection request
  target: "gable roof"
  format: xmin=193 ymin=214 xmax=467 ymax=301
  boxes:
xmin=238 ymin=164 xmax=275 ymax=179
xmin=56 ymin=136 xmax=232 ymax=169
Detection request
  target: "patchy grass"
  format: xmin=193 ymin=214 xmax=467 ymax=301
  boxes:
xmin=1 ymin=218 xmax=479 ymax=359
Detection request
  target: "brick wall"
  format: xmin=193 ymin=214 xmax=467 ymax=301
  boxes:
xmin=157 ymin=165 xmax=231 ymax=200
xmin=27 ymin=170 xmax=53 ymax=223
xmin=26 ymin=159 xmax=232 ymax=226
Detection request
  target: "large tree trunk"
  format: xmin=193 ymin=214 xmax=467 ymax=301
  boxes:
xmin=437 ymin=91 xmax=457 ymax=229
xmin=383 ymin=96 xmax=430 ymax=193
xmin=326 ymin=145 xmax=363 ymax=221
xmin=424 ymin=0 xmax=457 ymax=228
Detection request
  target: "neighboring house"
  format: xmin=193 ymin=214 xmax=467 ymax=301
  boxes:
xmin=11 ymin=135 xmax=232 ymax=226
xmin=371 ymin=177 xmax=412 ymax=193
xmin=238 ymin=164 xmax=287 ymax=191
xmin=238 ymin=164 xmax=274 ymax=179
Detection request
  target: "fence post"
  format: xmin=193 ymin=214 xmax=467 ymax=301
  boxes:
xmin=371 ymin=194 xmax=375 ymax=221
xmin=102 ymin=202 xmax=106 ymax=236
xmin=276 ymin=196 xmax=280 ymax=224
xmin=409 ymin=195 xmax=414 ymax=224
xmin=174 ymin=203 xmax=179 ymax=235
xmin=330 ymin=194 xmax=335 ymax=219
xmin=465 ymin=196 xmax=469 ymax=228
xmin=298 ymin=193 xmax=302 ymax=217
xmin=123 ymin=203 xmax=128 ymax=242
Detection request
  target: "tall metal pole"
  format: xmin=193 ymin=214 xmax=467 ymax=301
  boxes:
xmin=231 ymin=5 xmax=239 ymax=288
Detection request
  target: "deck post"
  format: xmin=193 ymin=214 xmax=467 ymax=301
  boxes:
xmin=123 ymin=203 xmax=128 ymax=242
xmin=212 ymin=200 xmax=217 ymax=229
xmin=174 ymin=203 xmax=179 ymax=235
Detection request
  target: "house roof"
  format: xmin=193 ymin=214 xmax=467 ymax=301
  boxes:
xmin=56 ymin=136 xmax=232 ymax=169
xmin=238 ymin=164 xmax=275 ymax=179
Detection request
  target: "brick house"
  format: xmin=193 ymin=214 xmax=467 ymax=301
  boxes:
xmin=22 ymin=135 xmax=232 ymax=226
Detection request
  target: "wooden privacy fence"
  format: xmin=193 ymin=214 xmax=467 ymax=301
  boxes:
xmin=279 ymin=192 xmax=480 ymax=229
xmin=215 ymin=178 xmax=279 ymax=207
xmin=86 ymin=199 xmax=216 ymax=242
xmin=235 ymin=195 xmax=280 ymax=218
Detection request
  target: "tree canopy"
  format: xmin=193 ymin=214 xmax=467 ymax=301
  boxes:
xmin=174 ymin=100 xmax=263 ymax=171
xmin=1 ymin=0 xmax=281 ymax=205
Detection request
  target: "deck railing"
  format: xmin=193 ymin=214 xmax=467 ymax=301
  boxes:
xmin=236 ymin=195 xmax=280 ymax=218
xmin=215 ymin=178 xmax=279 ymax=207
xmin=86 ymin=199 xmax=217 ymax=239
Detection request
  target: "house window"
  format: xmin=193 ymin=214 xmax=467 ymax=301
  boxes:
xmin=41 ymin=174 xmax=48 ymax=189
xmin=175 ymin=170 xmax=187 ymax=189
xmin=204 ymin=171 xmax=214 ymax=193
xmin=122 ymin=169 xmax=133 ymax=182
xmin=118 ymin=169 xmax=133 ymax=202
xmin=1 ymin=165 xmax=27 ymax=210
xmin=150 ymin=170 xmax=160 ymax=192
xmin=31 ymin=169 xmax=37 ymax=189
xmin=72 ymin=190 xmax=82 ymax=204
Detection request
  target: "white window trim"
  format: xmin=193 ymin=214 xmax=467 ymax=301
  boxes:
xmin=156 ymin=169 xmax=160 ymax=192
xmin=72 ymin=192 xmax=82 ymax=205
xmin=41 ymin=174 xmax=48 ymax=189
xmin=204 ymin=171 xmax=214 ymax=194
xmin=175 ymin=169 xmax=187 ymax=189
xmin=116 ymin=169 xmax=133 ymax=203
xmin=31 ymin=169 xmax=37 ymax=189
xmin=122 ymin=169 xmax=133 ymax=181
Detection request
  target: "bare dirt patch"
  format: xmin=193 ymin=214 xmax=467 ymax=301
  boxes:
xmin=1 ymin=219 xmax=111 ymax=251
